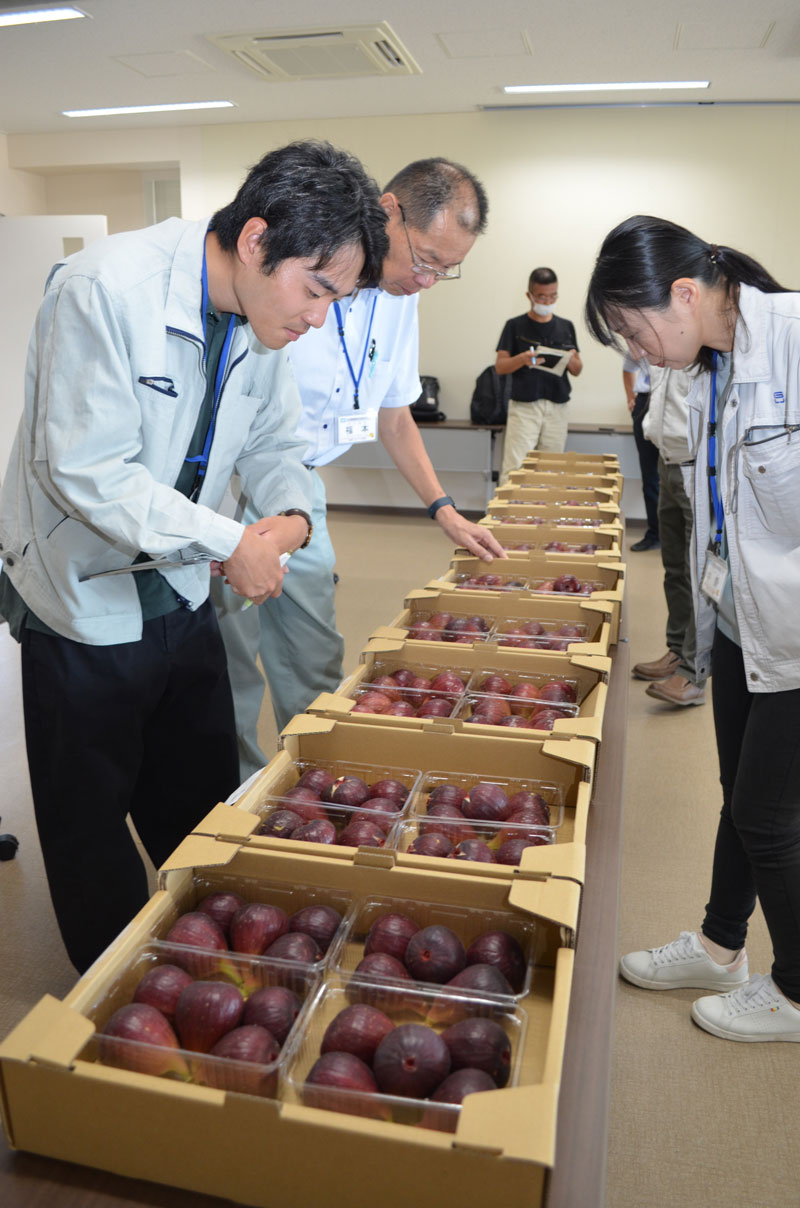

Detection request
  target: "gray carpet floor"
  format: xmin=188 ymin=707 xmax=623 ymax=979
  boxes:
xmin=1 ymin=508 xmax=798 ymax=1206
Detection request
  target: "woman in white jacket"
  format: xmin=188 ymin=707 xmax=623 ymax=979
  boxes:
xmin=585 ymin=214 xmax=800 ymax=1042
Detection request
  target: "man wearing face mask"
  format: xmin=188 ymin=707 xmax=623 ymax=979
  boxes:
xmin=495 ymin=267 xmax=582 ymax=481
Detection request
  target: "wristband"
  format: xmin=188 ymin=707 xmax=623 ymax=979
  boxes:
xmin=427 ymin=495 xmax=455 ymax=520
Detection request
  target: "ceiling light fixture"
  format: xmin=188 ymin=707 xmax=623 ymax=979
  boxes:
xmin=0 ymin=5 xmax=86 ymax=26
xmin=62 ymin=101 xmax=235 ymax=117
xmin=504 ymin=80 xmax=710 ymax=94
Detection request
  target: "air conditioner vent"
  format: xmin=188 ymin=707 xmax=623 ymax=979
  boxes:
xmin=208 ymin=23 xmax=421 ymax=82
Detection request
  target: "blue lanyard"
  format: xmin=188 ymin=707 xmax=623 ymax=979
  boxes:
xmin=334 ymin=295 xmax=377 ymax=410
xmin=708 ymin=351 xmax=725 ymax=550
xmin=184 ymin=244 xmax=237 ymax=493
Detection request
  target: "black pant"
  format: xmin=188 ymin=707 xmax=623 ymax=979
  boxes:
xmin=21 ymin=600 xmax=240 ymax=973
xmin=704 ymin=629 xmax=800 ymax=1000
xmin=632 ymin=393 xmax=660 ymax=542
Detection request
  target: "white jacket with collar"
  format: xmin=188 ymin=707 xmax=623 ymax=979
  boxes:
xmin=0 ymin=217 xmax=311 ymax=645
xmin=686 ymin=283 xmax=800 ymax=691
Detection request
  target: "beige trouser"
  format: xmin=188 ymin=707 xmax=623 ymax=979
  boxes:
xmin=499 ymin=399 xmax=569 ymax=484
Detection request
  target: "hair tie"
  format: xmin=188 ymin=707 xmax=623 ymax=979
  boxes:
xmin=709 ymin=244 xmax=720 ymax=264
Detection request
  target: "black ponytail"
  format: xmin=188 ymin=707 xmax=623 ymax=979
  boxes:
xmin=585 ymin=215 xmax=792 ymax=372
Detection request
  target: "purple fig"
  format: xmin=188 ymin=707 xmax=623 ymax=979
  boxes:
xmin=373 ymin=1024 xmax=451 ymax=1099
xmin=259 ymin=809 xmax=304 ymax=839
xmin=293 ymin=819 xmax=338 ymax=845
xmin=295 ymin=767 xmax=336 ymax=795
xmin=99 ymin=1003 xmax=189 ymax=1078
xmin=321 ymin=1004 xmax=395 ymax=1065
xmin=242 ymin=985 xmax=302 ymax=1045
xmin=446 ymin=963 xmax=514 ymax=997
xmin=304 ymin=1051 xmax=385 ymax=1119
xmin=441 ymin=1017 xmax=512 ymax=1087
xmin=264 ymin=932 xmax=321 ymax=964
xmin=403 ymin=925 xmax=466 ymax=985
xmin=201 ymin=1025 xmax=281 ymax=1096
xmin=462 ymin=782 xmax=511 ymax=823
xmin=466 ymin=931 xmax=527 ymax=993
xmin=354 ymin=797 xmax=403 ymax=831
xmin=354 ymin=952 xmax=414 ymax=982
xmin=174 ymin=981 xmax=244 ymax=1053
xmin=337 ymin=818 xmax=387 ymax=848
xmin=496 ymin=838 xmax=546 ymax=865
xmin=431 ymin=1066 xmax=496 ymax=1103
xmin=408 ymin=832 xmax=454 ymax=858
xmin=230 ymin=903 xmax=289 ymax=956
xmin=427 ymin=783 xmax=466 ymax=809
xmin=288 ymin=904 xmax=342 ymax=954
xmin=368 ymin=778 xmax=409 ymax=805
xmin=164 ymin=911 xmax=228 ymax=952
xmin=132 ymin=964 xmax=193 ymax=1024
xmin=196 ymin=892 xmax=246 ymax=938
xmin=323 ymin=776 xmax=371 ymax=807
xmin=507 ymin=791 xmax=550 ymax=824
xmin=364 ymin=913 xmax=420 ymax=963
xmin=450 ymin=839 xmax=496 ymax=863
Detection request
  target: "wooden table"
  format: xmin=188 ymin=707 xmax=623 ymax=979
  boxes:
xmin=0 ymin=641 xmax=628 ymax=1208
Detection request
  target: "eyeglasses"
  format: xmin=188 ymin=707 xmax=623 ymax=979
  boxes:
xmin=398 ymin=203 xmax=461 ymax=281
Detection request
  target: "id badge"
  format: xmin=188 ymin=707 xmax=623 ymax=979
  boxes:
xmin=337 ymin=408 xmax=377 ymax=445
xmin=700 ymin=547 xmax=729 ymax=604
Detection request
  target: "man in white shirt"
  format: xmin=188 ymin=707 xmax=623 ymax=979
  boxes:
xmin=214 ymin=157 xmax=505 ymax=778
xmin=623 ymin=353 xmax=660 ymax=551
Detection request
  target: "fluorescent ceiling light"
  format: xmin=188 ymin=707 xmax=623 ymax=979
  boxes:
xmin=0 ymin=6 xmax=85 ymax=26
xmin=504 ymin=80 xmax=710 ymax=94
xmin=63 ymin=101 xmax=235 ymax=117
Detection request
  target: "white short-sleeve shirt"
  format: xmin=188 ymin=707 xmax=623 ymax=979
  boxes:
xmin=287 ymin=287 xmax=422 ymax=467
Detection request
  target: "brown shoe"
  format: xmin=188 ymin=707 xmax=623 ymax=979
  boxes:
xmin=632 ymin=650 xmax=681 ymax=681
xmin=645 ymin=675 xmax=706 ymax=707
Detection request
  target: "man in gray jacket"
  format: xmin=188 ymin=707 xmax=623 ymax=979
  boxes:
xmin=632 ymin=366 xmax=706 ymax=706
xmin=0 ymin=140 xmax=387 ymax=972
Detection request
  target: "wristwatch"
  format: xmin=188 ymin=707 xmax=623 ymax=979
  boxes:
xmin=427 ymin=495 xmax=455 ymax=520
xmin=279 ymin=508 xmax=313 ymax=549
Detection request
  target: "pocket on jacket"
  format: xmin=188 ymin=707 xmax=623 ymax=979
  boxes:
xmin=739 ymin=434 xmax=800 ymax=536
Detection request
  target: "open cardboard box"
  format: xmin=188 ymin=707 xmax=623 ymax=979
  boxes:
xmin=480 ymin=501 xmax=622 ymax=531
xmin=309 ymin=638 xmax=609 ymax=743
xmin=231 ymin=714 xmax=594 ymax=883
xmin=520 ymin=450 xmax=620 ymax=469
xmin=0 ymin=832 xmax=579 ymax=1208
xmin=473 ymin=521 xmax=622 ymax=559
xmin=487 ymin=486 xmax=618 ymax=509
xmin=497 ymin=477 xmax=621 ymax=503
xmin=507 ymin=468 xmax=623 ymax=492
xmin=373 ymin=586 xmax=616 ymax=653
xmin=432 ymin=553 xmax=625 ymax=613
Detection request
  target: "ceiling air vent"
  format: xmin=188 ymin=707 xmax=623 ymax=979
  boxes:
xmin=208 ymin=23 xmax=421 ymax=82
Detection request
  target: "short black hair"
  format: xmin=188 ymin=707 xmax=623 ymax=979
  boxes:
xmin=212 ymin=140 xmax=388 ymax=286
xmin=383 ymin=158 xmax=488 ymax=236
xmin=529 ymin=267 xmax=557 ymax=290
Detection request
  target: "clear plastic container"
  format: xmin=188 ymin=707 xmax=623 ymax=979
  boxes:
xmin=526 ymin=575 xmax=604 ymax=597
xmin=454 ymin=692 xmax=579 ymax=732
xmin=402 ymin=608 xmax=495 ymax=644
xmin=489 ymin=512 xmax=545 ymax=526
xmin=254 ymin=790 xmax=412 ymax=851
xmin=453 ymin=571 xmax=530 ymax=592
xmin=327 ymin=893 xmax=539 ymax=1001
xmin=284 ymin=980 xmax=527 ymax=1132
xmin=346 ymin=683 xmax=462 ymax=722
xmin=153 ymin=871 xmax=354 ymax=976
xmin=81 ymin=941 xmax=319 ymax=1098
xmin=358 ymin=659 xmax=471 ymax=708
xmin=493 ymin=616 xmax=588 ymax=651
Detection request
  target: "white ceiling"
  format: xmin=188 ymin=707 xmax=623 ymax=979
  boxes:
xmin=1 ymin=0 xmax=799 ymax=136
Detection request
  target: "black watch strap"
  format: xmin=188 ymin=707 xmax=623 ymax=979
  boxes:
xmin=280 ymin=508 xmax=313 ymax=549
xmin=427 ymin=495 xmax=455 ymax=519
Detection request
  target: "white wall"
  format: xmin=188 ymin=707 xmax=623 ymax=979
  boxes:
xmin=5 ymin=105 xmax=800 ymax=427
xmin=0 ymin=134 xmax=46 ymax=214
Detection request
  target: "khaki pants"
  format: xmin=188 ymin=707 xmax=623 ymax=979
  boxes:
xmin=499 ymin=398 xmax=569 ymax=484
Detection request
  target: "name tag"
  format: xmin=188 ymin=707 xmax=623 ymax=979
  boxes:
xmin=700 ymin=547 xmax=729 ymax=604
xmin=337 ymin=409 xmax=378 ymax=445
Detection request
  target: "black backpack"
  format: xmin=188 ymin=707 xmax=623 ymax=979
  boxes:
xmin=410 ymin=375 xmax=446 ymax=422
xmin=470 ymin=366 xmax=510 ymax=426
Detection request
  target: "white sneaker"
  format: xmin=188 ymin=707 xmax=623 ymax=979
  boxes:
xmin=692 ymin=973 xmax=800 ymax=1042
xmin=619 ymin=930 xmax=749 ymax=991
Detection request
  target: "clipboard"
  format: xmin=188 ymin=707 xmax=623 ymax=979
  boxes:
xmin=526 ymin=343 xmax=573 ymax=378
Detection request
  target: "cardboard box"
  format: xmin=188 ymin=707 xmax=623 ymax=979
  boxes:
xmin=520 ymin=451 xmax=620 ymax=469
xmin=232 ymin=715 xmax=594 ymax=883
xmin=310 ymin=638 xmax=609 ymax=743
xmin=499 ymin=477 xmax=622 ymax=503
xmin=507 ymin=468 xmax=623 ymax=493
xmin=372 ymin=587 xmax=616 ymax=655
xmin=475 ymin=521 xmax=622 ymax=558
xmin=0 ymin=836 xmax=579 ymax=1208
xmin=434 ymin=552 xmax=624 ymax=603
xmin=480 ymin=501 xmax=622 ymax=530
xmin=488 ymin=486 xmax=619 ymax=509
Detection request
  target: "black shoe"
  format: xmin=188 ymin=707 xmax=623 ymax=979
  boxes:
xmin=630 ymin=535 xmax=660 ymax=552
xmin=333 ymin=572 xmax=340 ymax=585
